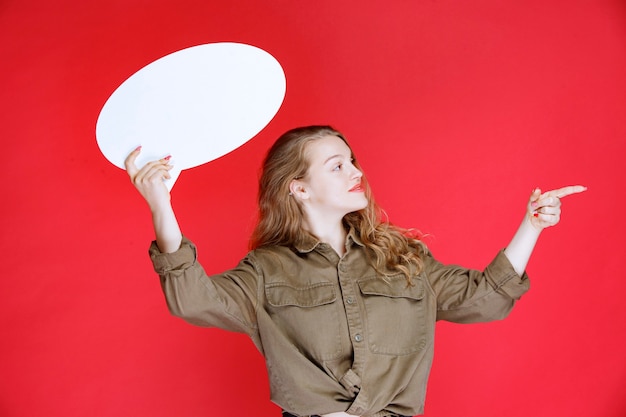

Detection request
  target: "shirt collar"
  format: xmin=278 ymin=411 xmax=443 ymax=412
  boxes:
xmin=293 ymin=226 xmax=365 ymax=253
xmin=346 ymin=227 xmax=365 ymax=248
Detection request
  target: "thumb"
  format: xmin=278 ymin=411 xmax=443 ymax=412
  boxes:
xmin=124 ymin=145 xmax=142 ymax=176
xmin=530 ymin=187 xmax=541 ymax=205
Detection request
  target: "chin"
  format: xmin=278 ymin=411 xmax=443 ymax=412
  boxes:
xmin=354 ymin=200 xmax=369 ymax=212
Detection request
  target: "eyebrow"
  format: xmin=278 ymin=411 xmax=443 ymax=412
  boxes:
xmin=323 ymin=154 xmax=349 ymax=165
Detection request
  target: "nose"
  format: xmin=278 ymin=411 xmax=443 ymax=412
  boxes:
xmin=350 ymin=163 xmax=363 ymax=180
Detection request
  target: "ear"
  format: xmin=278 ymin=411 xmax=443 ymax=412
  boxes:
xmin=289 ymin=179 xmax=309 ymax=200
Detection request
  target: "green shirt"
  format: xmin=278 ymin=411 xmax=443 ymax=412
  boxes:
xmin=150 ymin=230 xmax=529 ymax=417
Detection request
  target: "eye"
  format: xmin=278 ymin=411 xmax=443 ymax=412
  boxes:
xmin=333 ymin=163 xmax=343 ymax=171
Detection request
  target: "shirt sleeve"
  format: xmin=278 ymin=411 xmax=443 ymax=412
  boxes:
xmin=421 ymin=248 xmax=530 ymax=323
xmin=149 ymin=236 xmax=260 ymax=335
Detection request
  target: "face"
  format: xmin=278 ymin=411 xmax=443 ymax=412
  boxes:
xmin=290 ymin=135 xmax=368 ymax=221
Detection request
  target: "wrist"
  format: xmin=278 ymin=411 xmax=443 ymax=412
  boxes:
xmin=524 ymin=212 xmax=544 ymax=235
xmin=149 ymin=198 xmax=174 ymax=217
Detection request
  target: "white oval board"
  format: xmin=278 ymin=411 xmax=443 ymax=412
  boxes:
xmin=95 ymin=42 xmax=286 ymax=189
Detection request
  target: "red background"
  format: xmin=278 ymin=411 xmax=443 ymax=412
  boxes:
xmin=2 ymin=1 xmax=625 ymax=416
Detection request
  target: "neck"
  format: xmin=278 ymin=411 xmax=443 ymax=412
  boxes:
xmin=303 ymin=215 xmax=347 ymax=256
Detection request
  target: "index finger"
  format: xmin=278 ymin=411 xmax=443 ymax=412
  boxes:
xmin=124 ymin=145 xmax=142 ymax=175
xmin=550 ymin=185 xmax=587 ymax=199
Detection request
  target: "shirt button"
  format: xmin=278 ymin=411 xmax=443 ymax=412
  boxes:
xmin=346 ymin=297 xmax=355 ymax=304
xmin=354 ymin=334 xmax=363 ymax=342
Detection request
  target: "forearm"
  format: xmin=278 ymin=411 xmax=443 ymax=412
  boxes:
xmin=151 ymin=202 xmax=182 ymax=253
xmin=504 ymin=214 xmax=541 ymax=276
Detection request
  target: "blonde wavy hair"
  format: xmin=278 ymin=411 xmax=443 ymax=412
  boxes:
xmin=250 ymin=126 xmax=425 ymax=283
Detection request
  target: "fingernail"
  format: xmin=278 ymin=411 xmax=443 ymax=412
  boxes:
xmin=531 ymin=201 xmax=538 ymax=208
xmin=533 ymin=212 xmax=539 ymax=218
xmin=163 ymin=155 xmax=172 ymax=161
xmin=134 ymin=145 xmax=142 ymax=151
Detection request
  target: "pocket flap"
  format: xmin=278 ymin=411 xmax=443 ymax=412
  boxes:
xmin=266 ymin=282 xmax=337 ymax=307
xmin=358 ymin=275 xmax=424 ymax=300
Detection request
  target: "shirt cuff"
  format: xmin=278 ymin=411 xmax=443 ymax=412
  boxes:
xmin=485 ymin=249 xmax=530 ymax=300
xmin=148 ymin=236 xmax=197 ymax=274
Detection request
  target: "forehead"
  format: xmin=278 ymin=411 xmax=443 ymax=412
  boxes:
xmin=305 ymin=135 xmax=351 ymax=163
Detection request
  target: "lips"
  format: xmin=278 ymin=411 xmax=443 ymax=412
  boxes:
xmin=349 ymin=183 xmax=364 ymax=192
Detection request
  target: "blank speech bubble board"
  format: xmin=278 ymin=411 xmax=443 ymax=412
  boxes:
xmin=96 ymin=42 xmax=286 ymax=189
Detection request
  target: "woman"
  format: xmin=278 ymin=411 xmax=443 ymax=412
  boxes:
xmin=125 ymin=125 xmax=585 ymax=417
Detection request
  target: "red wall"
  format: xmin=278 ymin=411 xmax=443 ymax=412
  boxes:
xmin=2 ymin=1 xmax=625 ymax=416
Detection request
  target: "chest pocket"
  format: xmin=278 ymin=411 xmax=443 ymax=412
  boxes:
xmin=265 ymin=282 xmax=346 ymax=360
xmin=358 ymin=275 xmax=430 ymax=355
